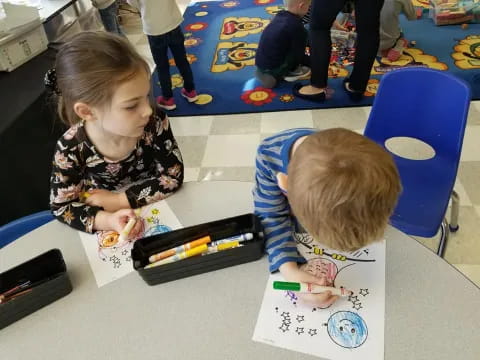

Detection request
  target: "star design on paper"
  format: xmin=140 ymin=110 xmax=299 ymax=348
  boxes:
xmin=308 ymin=328 xmax=317 ymax=336
xmin=282 ymin=318 xmax=291 ymax=326
xmin=295 ymin=327 xmax=304 ymax=335
xmin=353 ymin=303 xmax=363 ymax=310
xmin=296 ymin=315 xmax=305 ymax=323
xmin=125 ymin=256 xmax=131 ymax=262
xmin=121 ymin=249 xmax=129 ymax=256
xmin=359 ymin=288 xmax=369 ymax=296
xmin=349 ymin=295 xmax=359 ymax=303
xmin=109 ymin=255 xmax=121 ymax=268
xmin=281 ymin=312 xmax=291 ymax=320
xmin=279 ymin=323 xmax=290 ymax=332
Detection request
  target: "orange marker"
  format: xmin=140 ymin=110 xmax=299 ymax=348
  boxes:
xmin=148 ymin=236 xmax=211 ymax=263
xmin=145 ymin=244 xmax=208 ymax=269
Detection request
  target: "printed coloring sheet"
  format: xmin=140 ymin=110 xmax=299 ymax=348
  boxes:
xmin=79 ymin=200 xmax=182 ymax=287
xmin=253 ymin=241 xmax=386 ymax=360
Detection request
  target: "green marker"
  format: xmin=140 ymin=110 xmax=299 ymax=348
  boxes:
xmin=273 ymin=281 xmax=352 ymax=297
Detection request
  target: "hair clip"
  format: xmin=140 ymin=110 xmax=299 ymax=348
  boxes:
xmin=44 ymin=68 xmax=61 ymax=95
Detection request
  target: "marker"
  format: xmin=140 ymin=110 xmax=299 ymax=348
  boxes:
xmin=149 ymin=236 xmax=211 ymax=263
xmin=206 ymin=240 xmax=241 ymax=254
xmin=0 ymin=288 xmax=33 ymax=304
xmin=0 ymin=280 xmax=31 ymax=302
xmin=210 ymin=232 xmax=254 ymax=246
xmin=145 ymin=244 xmax=208 ymax=269
xmin=118 ymin=209 xmax=141 ymax=243
xmin=273 ymin=281 xmax=353 ymax=297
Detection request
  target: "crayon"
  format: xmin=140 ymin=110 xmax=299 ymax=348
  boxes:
xmin=273 ymin=281 xmax=353 ymax=297
xmin=149 ymin=236 xmax=211 ymax=263
xmin=210 ymin=232 xmax=254 ymax=246
xmin=145 ymin=244 xmax=208 ymax=269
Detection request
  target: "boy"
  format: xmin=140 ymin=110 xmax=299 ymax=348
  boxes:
xmin=255 ymin=0 xmax=311 ymax=88
xmin=253 ymin=128 xmax=401 ymax=307
xmin=379 ymin=0 xmax=418 ymax=62
xmin=128 ymin=0 xmax=198 ymax=110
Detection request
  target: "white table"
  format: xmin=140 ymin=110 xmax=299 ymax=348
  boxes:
xmin=1 ymin=181 xmax=479 ymax=359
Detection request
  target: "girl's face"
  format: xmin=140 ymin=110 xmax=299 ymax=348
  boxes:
xmin=95 ymin=69 xmax=153 ymax=138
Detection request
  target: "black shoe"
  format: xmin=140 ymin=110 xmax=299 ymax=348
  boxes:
xmin=343 ymin=78 xmax=364 ymax=102
xmin=292 ymin=83 xmax=326 ymax=102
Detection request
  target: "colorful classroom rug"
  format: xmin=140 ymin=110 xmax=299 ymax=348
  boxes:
xmin=151 ymin=0 xmax=480 ymax=116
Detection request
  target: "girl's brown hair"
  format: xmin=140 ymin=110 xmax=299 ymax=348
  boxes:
xmin=288 ymin=128 xmax=401 ymax=251
xmin=54 ymin=31 xmax=150 ymax=125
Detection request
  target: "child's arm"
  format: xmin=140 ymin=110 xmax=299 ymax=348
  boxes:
xmin=253 ymin=146 xmax=304 ymax=273
xmin=400 ymin=0 xmax=417 ymax=20
xmin=123 ymin=112 xmax=184 ymax=209
xmin=50 ymin=145 xmax=103 ymax=233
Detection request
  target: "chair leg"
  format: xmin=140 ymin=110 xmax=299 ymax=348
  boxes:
xmin=437 ymin=218 xmax=450 ymax=257
xmin=449 ymin=190 xmax=460 ymax=232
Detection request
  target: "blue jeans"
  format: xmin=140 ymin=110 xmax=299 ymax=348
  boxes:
xmin=148 ymin=26 xmax=195 ymax=99
xmin=99 ymin=1 xmax=124 ymax=36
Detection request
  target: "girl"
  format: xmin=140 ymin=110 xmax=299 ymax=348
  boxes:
xmin=46 ymin=31 xmax=184 ymax=235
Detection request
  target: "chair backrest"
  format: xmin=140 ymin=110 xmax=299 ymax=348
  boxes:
xmin=0 ymin=210 xmax=54 ymax=249
xmin=364 ymin=68 xmax=470 ymax=163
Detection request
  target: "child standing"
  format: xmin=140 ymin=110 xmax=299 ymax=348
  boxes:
xmin=379 ymin=0 xmax=418 ymax=62
xmin=253 ymin=128 xmax=401 ymax=307
xmin=128 ymin=0 xmax=198 ymax=110
xmin=46 ymin=32 xmax=184 ymax=235
xmin=255 ymin=0 xmax=311 ymax=89
xmin=92 ymin=0 xmax=125 ymax=36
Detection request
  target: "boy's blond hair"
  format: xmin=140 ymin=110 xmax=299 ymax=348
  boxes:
xmin=288 ymin=128 xmax=401 ymax=251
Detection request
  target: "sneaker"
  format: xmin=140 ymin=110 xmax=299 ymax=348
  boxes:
xmin=157 ymin=96 xmax=176 ymax=110
xmin=284 ymin=66 xmax=311 ymax=82
xmin=181 ymin=88 xmax=199 ymax=103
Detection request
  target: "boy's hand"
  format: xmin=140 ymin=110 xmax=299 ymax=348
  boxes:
xmin=279 ymin=262 xmax=339 ymax=308
xmin=94 ymin=209 xmax=139 ymax=236
xmin=85 ymin=190 xmax=130 ymax=212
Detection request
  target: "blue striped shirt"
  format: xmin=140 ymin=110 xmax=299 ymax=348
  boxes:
xmin=253 ymin=128 xmax=316 ymax=272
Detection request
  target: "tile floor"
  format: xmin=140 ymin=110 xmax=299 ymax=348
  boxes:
xmin=119 ymin=1 xmax=480 ymax=287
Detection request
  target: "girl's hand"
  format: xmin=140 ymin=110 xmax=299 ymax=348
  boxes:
xmin=85 ymin=189 xmax=129 ymax=212
xmin=279 ymin=262 xmax=339 ymax=308
xmin=94 ymin=209 xmax=138 ymax=234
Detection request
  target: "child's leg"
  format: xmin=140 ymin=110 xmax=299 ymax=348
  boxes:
xmin=147 ymin=34 xmax=173 ymax=99
xmin=168 ymin=26 xmax=195 ymax=92
xmin=255 ymin=68 xmax=278 ymax=88
xmin=98 ymin=1 xmax=125 ymax=36
xmin=387 ymin=37 xmax=408 ymax=62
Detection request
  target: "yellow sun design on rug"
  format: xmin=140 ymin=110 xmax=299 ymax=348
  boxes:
xmin=279 ymin=94 xmax=295 ymax=103
xmin=452 ymin=35 xmax=480 ymax=69
xmin=364 ymin=79 xmax=380 ymax=97
xmin=171 ymin=74 xmax=183 ymax=89
xmin=411 ymin=0 xmax=429 ymax=8
xmin=195 ymin=94 xmax=213 ymax=105
xmin=371 ymin=48 xmax=448 ymax=75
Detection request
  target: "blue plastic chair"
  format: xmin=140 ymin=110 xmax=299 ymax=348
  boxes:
xmin=0 ymin=211 xmax=54 ymax=249
xmin=364 ymin=68 xmax=470 ymax=257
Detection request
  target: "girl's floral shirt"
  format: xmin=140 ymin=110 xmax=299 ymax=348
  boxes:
xmin=49 ymin=112 xmax=183 ymax=233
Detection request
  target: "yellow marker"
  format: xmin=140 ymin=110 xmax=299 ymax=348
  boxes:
xmin=206 ymin=240 xmax=240 ymax=254
xmin=145 ymin=244 xmax=208 ymax=269
xmin=118 ymin=209 xmax=141 ymax=243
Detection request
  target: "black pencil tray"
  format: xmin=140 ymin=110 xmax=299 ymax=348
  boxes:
xmin=132 ymin=213 xmax=264 ymax=285
xmin=0 ymin=249 xmax=73 ymax=330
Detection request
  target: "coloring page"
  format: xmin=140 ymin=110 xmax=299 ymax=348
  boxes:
xmin=79 ymin=200 xmax=182 ymax=287
xmin=253 ymin=238 xmax=385 ymax=360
